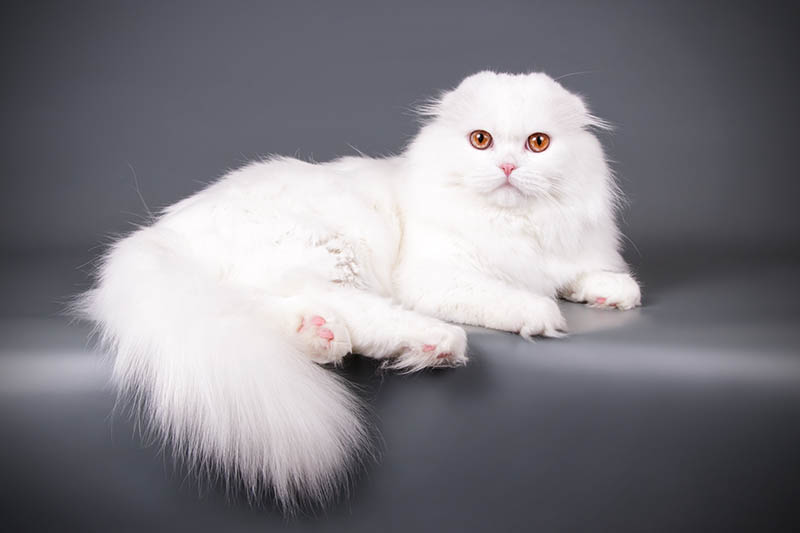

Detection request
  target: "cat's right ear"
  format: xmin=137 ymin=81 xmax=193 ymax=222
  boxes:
xmin=416 ymin=71 xmax=495 ymax=121
xmin=455 ymin=70 xmax=497 ymax=88
xmin=414 ymin=93 xmax=446 ymax=121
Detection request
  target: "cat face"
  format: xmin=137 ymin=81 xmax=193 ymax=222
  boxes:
xmin=411 ymin=71 xmax=606 ymax=208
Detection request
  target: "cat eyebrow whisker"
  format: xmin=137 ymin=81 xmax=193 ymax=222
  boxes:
xmin=554 ymin=69 xmax=599 ymax=81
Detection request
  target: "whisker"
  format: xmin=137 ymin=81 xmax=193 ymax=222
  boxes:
xmin=554 ymin=69 xmax=600 ymax=82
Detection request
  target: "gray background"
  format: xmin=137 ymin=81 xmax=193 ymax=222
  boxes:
xmin=2 ymin=1 xmax=799 ymax=532
xmin=3 ymin=0 xmax=799 ymax=252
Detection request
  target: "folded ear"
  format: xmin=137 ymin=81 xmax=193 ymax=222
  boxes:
xmin=416 ymin=70 xmax=498 ymax=120
xmin=556 ymin=89 xmax=613 ymax=132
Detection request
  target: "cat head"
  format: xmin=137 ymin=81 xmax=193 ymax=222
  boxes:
xmin=408 ymin=71 xmax=610 ymax=208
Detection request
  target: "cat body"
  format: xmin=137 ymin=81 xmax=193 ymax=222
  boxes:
xmin=81 ymin=71 xmax=641 ymax=510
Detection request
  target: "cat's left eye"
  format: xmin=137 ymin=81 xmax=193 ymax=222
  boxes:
xmin=527 ymin=133 xmax=550 ymax=153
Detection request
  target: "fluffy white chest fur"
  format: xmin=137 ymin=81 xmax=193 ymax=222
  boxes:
xmin=81 ymin=71 xmax=641 ymax=512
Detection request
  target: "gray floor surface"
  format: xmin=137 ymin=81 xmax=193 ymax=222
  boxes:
xmin=1 ymin=246 xmax=798 ymax=532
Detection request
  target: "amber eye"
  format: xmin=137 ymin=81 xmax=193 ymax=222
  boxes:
xmin=527 ymin=133 xmax=550 ymax=153
xmin=469 ymin=130 xmax=493 ymax=150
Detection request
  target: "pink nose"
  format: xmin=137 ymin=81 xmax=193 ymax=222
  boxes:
xmin=500 ymin=163 xmax=516 ymax=177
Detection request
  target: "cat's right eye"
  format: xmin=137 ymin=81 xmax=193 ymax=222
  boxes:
xmin=469 ymin=130 xmax=493 ymax=150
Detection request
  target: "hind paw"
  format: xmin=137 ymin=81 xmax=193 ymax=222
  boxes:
xmin=391 ymin=325 xmax=468 ymax=371
xmin=295 ymin=313 xmax=352 ymax=364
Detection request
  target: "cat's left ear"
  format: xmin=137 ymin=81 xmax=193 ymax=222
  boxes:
xmin=566 ymin=92 xmax=612 ymax=131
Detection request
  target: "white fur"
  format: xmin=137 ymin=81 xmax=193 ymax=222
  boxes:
xmin=79 ymin=71 xmax=640 ymax=511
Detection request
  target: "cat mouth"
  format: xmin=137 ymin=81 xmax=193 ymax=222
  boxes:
xmin=495 ymin=180 xmax=522 ymax=193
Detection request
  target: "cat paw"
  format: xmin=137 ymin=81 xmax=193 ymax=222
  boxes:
xmin=295 ymin=313 xmax=352 ymax=364
xmin=390 ymin=324 xmax=468 ymax=372
xmin=519 ymin=297 xmax=567 ymax=338
xmin=565 ymin=271 xmax=641 ymax=310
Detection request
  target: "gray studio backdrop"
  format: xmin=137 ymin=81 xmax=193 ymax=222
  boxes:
xmin=2 ymin=0 xmax=799 ymax=257
xmin=3 ymin=2 xmax=800 ymax=532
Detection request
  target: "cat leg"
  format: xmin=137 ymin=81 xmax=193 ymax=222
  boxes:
xmin=322 ymin=288 xmax=468 ymax=371
xmin=395 ymin=269 xmax=567 ymax=339
xmin=557 ymin=226 xmax=641 ymax=310
xmin=561 ymin=271 xmax=641 ymax=310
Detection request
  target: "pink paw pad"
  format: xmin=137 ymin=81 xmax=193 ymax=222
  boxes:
xmin=311 ymin=315 xmax=326 ymax=326
xmin=317 ymin=327 xmax=334 ymax=341
xmin=436 ymin=352 xmax=452 ymax=360
xmin=422 ymin=344 xmax=436 ymax=352
xmin=595 ymin=297 xmax=607 ymax=304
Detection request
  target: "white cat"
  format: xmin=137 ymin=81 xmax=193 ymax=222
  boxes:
xmin=80 ymin=71 xmax=640 ymax=511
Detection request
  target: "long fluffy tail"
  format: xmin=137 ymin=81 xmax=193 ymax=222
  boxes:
xmin=77 ymin=229 xmax=370 ymax=511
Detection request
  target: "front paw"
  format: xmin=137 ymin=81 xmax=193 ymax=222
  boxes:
xmin=565 ymin=271 xmax=641 ymax=310
xmin=519 ymin=297 xmax=567 ymax=338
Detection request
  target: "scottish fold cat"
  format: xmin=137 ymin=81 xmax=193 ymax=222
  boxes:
xmin=80 ymin=71 xmax=640 ymax=510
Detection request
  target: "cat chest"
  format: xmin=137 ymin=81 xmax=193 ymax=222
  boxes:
xmin=467 ymin=227 xmax=579 ymax=293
